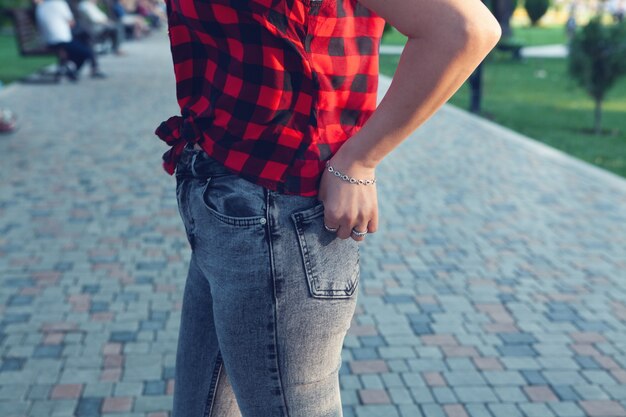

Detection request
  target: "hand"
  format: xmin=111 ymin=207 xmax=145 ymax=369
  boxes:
xmin=317 ymin=155 xmax=379 ymax=242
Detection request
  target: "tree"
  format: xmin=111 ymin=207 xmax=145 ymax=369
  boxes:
xmin=490 ymin=0 xmax=518 ymax=39
xmin=568 ymin=17 xmax=626 ymax=135
xmin=468 ymin=0 xmax=509 ymax=115
xmin=524 ymin=0 xmax=551 ymax=26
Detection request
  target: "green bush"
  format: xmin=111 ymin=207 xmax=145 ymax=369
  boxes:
xmin=524 ymin=0 xmax=551 ymax=26
xmin=568 ymin=17 xmax=626 ymax=134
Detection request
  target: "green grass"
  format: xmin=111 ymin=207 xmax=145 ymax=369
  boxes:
xmin=382 ymin=22 xmax=569 ymax=47
xmin=509 ymin=24 xmax=569 ymax=46
xmin=0 ymin=33 xmax=55 ymax=85
xmin=379 ymin=54 xmax=626 ymax=178
xmin=381 ymin=27 xmax=408 ymax=47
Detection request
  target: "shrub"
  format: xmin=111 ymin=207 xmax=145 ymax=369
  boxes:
xmin=524 ymin=0 xmax=551 ymax=26
xmin=568 ymin=17 xmax=626 ymax=134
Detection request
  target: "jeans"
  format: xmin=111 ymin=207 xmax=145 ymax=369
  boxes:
xmin=173 ymin=144 xmax=360 ymax=417
xmin=49 ymin=39 xmax=97 ymax=72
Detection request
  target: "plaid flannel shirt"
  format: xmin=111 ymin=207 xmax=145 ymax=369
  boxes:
xmin=155 ymin=0 xmax=385 ymax=196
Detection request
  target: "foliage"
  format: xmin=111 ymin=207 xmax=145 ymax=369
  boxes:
xmin=524 ymin=0 xmax=551 ymax=26
xmin=568 ymin=16 xmax=626 ymax=133
xmin=484 ymin=0 xmax=520 ymax=14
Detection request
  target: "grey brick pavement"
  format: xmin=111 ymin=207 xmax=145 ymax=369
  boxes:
xmin=1 ymin=30 xmax=625 ymax=417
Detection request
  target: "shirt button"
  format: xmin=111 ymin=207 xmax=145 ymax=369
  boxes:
xmin=260 ymin=218 xmax=267 ymax=225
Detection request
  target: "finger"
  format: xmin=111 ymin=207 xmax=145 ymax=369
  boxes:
xmin=323 ymin=210 xmax=341 ymax=234
xmin=350 ymin=223 xmax=369 ymax=242
xmin=323 ymin=220 xmax=339 ymax=233
xmin=336 ymin=221 xmax=353 ymax=240
xmin=367 ymin=213 xmax=378 ymax=234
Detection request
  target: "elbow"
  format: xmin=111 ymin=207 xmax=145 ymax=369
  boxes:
xmin=416 ymin=13 xmax=502 ymax=57
xmin=403 ymin=4 xmax=502 ymax=56
xmin=460 ymin=15 xmax=503 ymax=54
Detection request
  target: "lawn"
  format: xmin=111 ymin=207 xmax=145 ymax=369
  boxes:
xmin=509 ymin=24 xmax=569 ymax=46
xmin=382 ymin=22 xmax=569 ymax=47
xmin=0 ymin=33 xmax=55 ymax=85
xmin=378 ymin=53 xmax=626 ymax=179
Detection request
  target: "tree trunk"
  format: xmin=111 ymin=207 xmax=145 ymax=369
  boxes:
xmin=594 ymin=97 xmax=603 ymax=135
xmin=469 ymin=62 xmax=483 ymax=114
xmin=493 ymin=0 xmax=515 ymax=39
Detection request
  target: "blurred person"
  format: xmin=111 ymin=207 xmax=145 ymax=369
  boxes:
xmin=136 ymin=0 xmax=165 ymax=29
xmin=111 ymin=0 xmax=150 ymax=38
xmin=155 ymin=0 xmax=501 ymax=415
xmin=566 ymin=1 xmax=578 ymax=40
xmin=0 ymin=108 xmax=17 ymax=134
xmin=35 ymin=0 xmax=106 ymax=79
xmin=77 ymin=0 xmax=127 ymax=55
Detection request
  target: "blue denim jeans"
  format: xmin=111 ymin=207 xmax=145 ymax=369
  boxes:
xmin=173 ymin=144 xmax=360 ymax=417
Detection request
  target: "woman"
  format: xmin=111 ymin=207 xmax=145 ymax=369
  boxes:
xmin=155 ymin=0 xmax=501 ymax=415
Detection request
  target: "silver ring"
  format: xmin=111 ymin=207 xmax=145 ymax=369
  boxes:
xmin=324 ymin=224 xmax=338 ymax=233
xmin=351 ymin=228 xmax=368 ymax=237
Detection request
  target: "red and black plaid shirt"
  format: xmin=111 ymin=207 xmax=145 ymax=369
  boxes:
xmin=155 ymin=0 xmax=385 ymax=196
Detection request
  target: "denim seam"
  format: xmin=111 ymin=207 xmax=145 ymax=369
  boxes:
xmin=265 ymin=189 xmax=290 ymax=417
xmin=178 ymin=178 xmax=196 ymax=250
xmin=203 ymin=350 xmax=223 ymax=417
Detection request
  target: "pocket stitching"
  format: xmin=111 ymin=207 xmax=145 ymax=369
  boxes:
xmin=201 ymin=179 xmax=266 ymax=228
xmin=291 ymin=206 xmax=359 ymax=299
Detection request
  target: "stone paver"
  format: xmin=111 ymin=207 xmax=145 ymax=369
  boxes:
xmin=1 ymin=29 xmax=626 ymax=417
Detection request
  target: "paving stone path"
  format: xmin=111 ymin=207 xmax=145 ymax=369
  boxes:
xmin=1 ymin=30 xmax=625 ymax=417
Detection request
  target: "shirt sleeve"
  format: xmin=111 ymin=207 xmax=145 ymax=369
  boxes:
xmin=61 ymin=1 xmax=74 ymax=21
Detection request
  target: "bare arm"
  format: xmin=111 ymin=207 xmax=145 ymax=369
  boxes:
xmin=335 ymin=0 xmax=501 ymax=168
xmin=319 ymin=0 xmax=501 ymax=240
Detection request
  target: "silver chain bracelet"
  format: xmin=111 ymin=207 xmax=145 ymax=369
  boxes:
xmin=325 ymin=161 xmax=376 ymax=185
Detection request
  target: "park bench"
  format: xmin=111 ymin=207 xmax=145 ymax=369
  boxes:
xmin=495 ymin=39 xmax=523 ymax=61
xmin=5 ymin=7 xmax=70 ymax=83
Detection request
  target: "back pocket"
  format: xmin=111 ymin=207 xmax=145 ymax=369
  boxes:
xmin=291 ymin=203 xmax=360 ymax=299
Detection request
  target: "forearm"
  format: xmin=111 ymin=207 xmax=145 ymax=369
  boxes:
xmin=334 ymin=28 xmax=500 ymax=169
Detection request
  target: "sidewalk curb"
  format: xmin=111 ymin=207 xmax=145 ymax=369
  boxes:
xmin=443 ymin=103 xmax=626 ymax=194
xmin=378 ymin=73 xmax=626 ymax=194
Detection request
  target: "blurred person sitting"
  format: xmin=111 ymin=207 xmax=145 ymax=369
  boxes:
xmin=111 ymin=0 xmax=150 ymax=39
xmin=35 ymin=0 xmax=106 ymax=80
xmin=77 ymin=0 xmax=126 ymax=55
xmin=136 ymin=0 xmax=165 ymax=29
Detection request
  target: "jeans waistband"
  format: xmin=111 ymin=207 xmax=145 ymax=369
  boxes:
xmin=175 ymin=143 xmax=233 ymax=179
